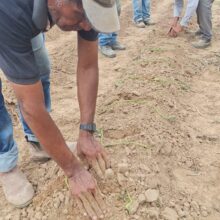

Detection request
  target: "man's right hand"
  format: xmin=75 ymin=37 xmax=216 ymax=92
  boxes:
xmin=168 ymin=17 xmax=179 ymax=37
xmin=9 ymin=82 xmax=106 ymax=219
xmin=168 ymin=27 xmax=178 ymax=37
xmin=69 ymin=162 xmax=106 ymax=219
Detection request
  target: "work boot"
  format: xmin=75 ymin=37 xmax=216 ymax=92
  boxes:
xmin=111 ymin=41 xmax=126 ymax=50
xmin=28 ymin=141 xmax=51 ymax=162
xmin=192 ymin=38 xmax=211 ymax=49
xmin=29 ymin=141 xmax=77 ymax=162
xmin=194 ymin=29 xmax=203 ymax=36
xmin=99 ymin=45 xmax=116 ymax=58
xmin=186 ymin=29 xmax=203 ymax=38
xmin=143 ymin=20 xmax=156 ymax=26
xmin=0 ymin=167 xmax=34 ymax=208
xmin=134 ymin=20 xmax=145 ymax=28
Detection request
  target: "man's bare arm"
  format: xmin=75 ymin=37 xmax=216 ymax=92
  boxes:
xmin=77 ymin=34 xmax=99 ymax=125
xmin=76 ymin=34 xmax=109 ymax=174
xmin=11 ymin=81 xmax=79 ymax=177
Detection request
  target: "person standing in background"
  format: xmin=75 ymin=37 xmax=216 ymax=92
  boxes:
xmin=132 ymin=0 xmax=154 ymax=28
xmin=98 ymin=0 xmax=126 ymax=58
xmin=168 ymin=0 xmax=199 ymax=37
xmin=192 ymin=0 xmax=214 ymax=48
xmin=169 ymin=0 xmax=214 ymax=49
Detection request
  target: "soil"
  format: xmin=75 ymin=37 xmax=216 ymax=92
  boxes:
xmin=1 ymin=0 xmax=220 ymax=219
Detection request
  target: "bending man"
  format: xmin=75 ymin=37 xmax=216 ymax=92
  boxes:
xmin=0 ymin=0 xmax=120 ymax=218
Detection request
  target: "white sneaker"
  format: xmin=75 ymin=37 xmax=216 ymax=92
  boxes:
xmin=29 ymin=141 xmax=77 ymax=162
xmin=0 ymin=167 xmax=34 ymax=208
xmin=134 ymin=20 xmax=145 ymax=28
xmin=28 ymin=141 xmax=51 ymax=162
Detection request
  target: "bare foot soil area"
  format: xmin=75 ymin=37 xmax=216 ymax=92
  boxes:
xmin=1 ymin=0 xmax=220 ymax=219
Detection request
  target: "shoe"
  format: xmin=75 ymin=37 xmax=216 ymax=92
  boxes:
xmin=111 ymin=41 xmax=126 ymax=50
xmin=192 ymin=38 xmax=211 ymax=49
xmin=194 ymin=29 xmax=203 ymax=36
xmin=29 ymin=141 xmax=77 ymax=162
xmin=0 ymin=167 xmax=34 ymax=208
xmin=134 ymin=20 xmax=145 ymax=28
xmin=28 ymin=141 xmax=51 ymax=162
xmin=99 ymin=45 xmax=116 ymax=58
xmin=186 ymin=29 xmax=203 ymax=38
xmin=143 ymin=20 xmax=156 ymax=26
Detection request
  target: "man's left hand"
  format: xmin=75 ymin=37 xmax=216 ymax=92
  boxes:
xmin=77 ymin=131 xmax=110 ymax=179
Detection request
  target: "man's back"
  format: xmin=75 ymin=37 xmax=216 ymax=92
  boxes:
xmin=0 ymin=0 xmax=40 ymax=45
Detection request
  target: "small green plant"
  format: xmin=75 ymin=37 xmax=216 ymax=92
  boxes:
xmin=95 ymin=128 xmax=104 ymax=144
xmin=118 ymin=191 xmax=133 ymax=214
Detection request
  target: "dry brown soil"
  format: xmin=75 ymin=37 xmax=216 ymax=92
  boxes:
xmin=1 ymin=0 xmax=220 ymax=219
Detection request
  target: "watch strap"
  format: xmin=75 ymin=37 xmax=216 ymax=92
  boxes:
xmin=80 ymin=123 xmax=96 ymax=133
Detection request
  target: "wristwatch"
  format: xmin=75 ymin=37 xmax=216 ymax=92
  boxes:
xmin=80 ymin=123 xmax=97 ymax=133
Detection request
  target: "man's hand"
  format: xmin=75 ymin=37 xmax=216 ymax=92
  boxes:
xmin=168 ymin=17 xmax=180 ymax=37
xmin=77 ymin=131 xmax=110 ymax=179
xmin=168 ymin=27 xmax=178 ymax=37
xmin=69 ymin=162 xmax=106 ymax=219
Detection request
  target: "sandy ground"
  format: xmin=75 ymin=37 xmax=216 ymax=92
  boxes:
xmin=1 ymin=0 xmax=220 ymax=219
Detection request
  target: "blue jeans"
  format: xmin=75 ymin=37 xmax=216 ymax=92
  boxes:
xmin=98 ymin=32 xmax=118 ymax=46
xmin=98 ymin=0 xmax=120 ymax=47
xmin=0 ymin=33 xmax=51 ymax=172
xmin=132 ymin=0 xmax=151 ymax=22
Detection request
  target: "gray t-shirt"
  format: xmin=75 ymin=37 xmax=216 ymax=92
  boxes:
xmin=0 ymin=0 xmax=98 ymax=85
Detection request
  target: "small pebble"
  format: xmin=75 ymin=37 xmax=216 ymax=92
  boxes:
xmin=161 ymin=207 xmax=178 ymax=220
xmin=201 ymin=210 xmax=209 ymax=217
xmin=54 ymin=199 xmax=61 ymax=209
xmin=145 ymin=189 xmax=159 ymax=202
xmin=117 ymin=173 xmax=126 ymax=186
xmin=191 ymin=201 xmax=200 ymax=212
xmin=138 ymin=194 xmax=146 ymax=204
xmin=58 ymin=192 xmax=65 ymax=202
xmin=147 ymin=207 xmax=160 ymax=219
xmin=63 ymin=209 xmax=68 ymax=214
xmin=35 ymin=212 xmax=43 ymax=220
xmin=105 ymin=169 xmax=114 ymax=179
xmin=130 ymin=201 xmax=140 ymax=215
xmin=118 ymin=163 xmax=129 ymax=174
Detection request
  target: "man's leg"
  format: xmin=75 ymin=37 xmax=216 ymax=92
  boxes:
xmin=110 ymin=32 xmax=126 ymax=51
xmin=132 ymin=0 xmax=145 ymax=27
xmin=0 ymin=79 xmax=34 ymax=208
xmin=142 ymin=0 xmax=150 ymax=23
xmin=108 ymin=0 xmax=125 ymax=50
xmin=193 ymin=0 xmax=212 ymax=48
xmin=19 ymin=33 xmax=51 ymax=161
xmin=111 ymin=32 xmax=118 ymax=46
xmin=98 ymin=33 xmax=116 ymax=58
xmin=0 ymin=79 xmax=18 ymax=172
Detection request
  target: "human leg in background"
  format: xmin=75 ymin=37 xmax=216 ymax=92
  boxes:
xmin=142 ymin=0 xmax=154 ymax=25
xmin=18 ymin=33 xmax=52 ymax=161
xmin=0 ymin=33 xmax=51 ymax=207
xmin=0 ymin=78 xmax=34 ymax=208
xmin=98 ymin=33 xmax=117 ymax=58
xmin=132 ymin=0 xmax=146 ymax=27
xmin=0 ymin=79 xmax=18 ymax=173
xmin=110 ymin=32 xmax=126 ymax=50
xmin=99 ymin=0 xmax=125 ymax=57
xmin=193 ymin=0 xmax=213 ymax=48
